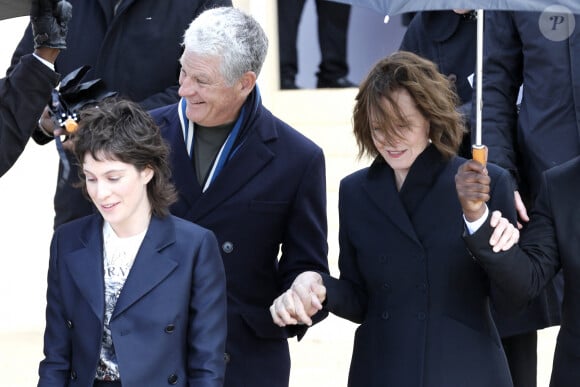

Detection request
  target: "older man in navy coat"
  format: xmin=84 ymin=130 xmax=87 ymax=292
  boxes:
xmin=150 ymin=7 xmax=329 ymax=387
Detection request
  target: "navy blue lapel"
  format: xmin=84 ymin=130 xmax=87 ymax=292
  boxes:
xmin=362 ymin=158 xmax=421 ymax=245
xmin=113 ymin=0 xmax=135 ymax=16
xmin=187 ymin=128 xmax=275 ymax=220
xmin=66 ymin=215 xmax=106 ymax=321
xmin=162 ymin=104 xmax=203 ymax=208
xmin=160 ymin=94 xmax=276 ymax=222
xmin=97 ymin=0 xmax=113 ymax=21
xmin=112 ymin=216 xmax=178 ymax=319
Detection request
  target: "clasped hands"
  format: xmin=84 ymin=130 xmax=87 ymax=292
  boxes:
xmin=270 ymin=271 xmax=326 ymax=327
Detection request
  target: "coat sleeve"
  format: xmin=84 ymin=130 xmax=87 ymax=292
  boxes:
xmin=482 ymin=164 xmax=521 ymax=313
xmin=0 ymin=54 xmax=59 ymax=177
xmin=399 ymin=14 xmax=422 ymax=52
xmin=278 ymin=147 xmax=329 ymax=283
xmin=464 ymin=171 xmax=561 ymax=310
xmin=322 ymin=178 xmax=368 ymax=324
xmin=38 ymin=230 xmax=73 ymax=386
xmin=277 ymin=147 xmax=330 ymax=328
xmin=188 ymin=229 xmax=228 ymax=387
xmin=478 ymin=11 xmax=523 ymax=186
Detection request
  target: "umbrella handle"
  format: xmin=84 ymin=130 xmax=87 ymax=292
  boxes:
xmin=472 ymin=144 xmax=487 ymax=167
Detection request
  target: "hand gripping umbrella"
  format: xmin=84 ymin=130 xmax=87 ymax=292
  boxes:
xmin=327 ymin=0 xmax=579 ymax=165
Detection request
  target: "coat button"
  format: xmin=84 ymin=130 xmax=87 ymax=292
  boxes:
xmin=417 ymin=312 xmax=426 ymax=321
xmin=379 ymin=255 xmax=388 ymax=264
xmin=381 ymin=311 xmax=390 ymax=320
xmin=417 ymin=283 xmax=427 ymax=293
xmin=167 ymin=374 xmax=178 ymax=385
xmin=164 ymin=324 xmax=175 ymax=333
xmin=70 ymin=370 xmax=77 ymax=380
xmin=224 ymin=352 xmax=231 ymax=363
xmin=383 ymin=283 xmax=391 ymax=292
xmin=222 ymin=241 xmax=234 ymax=254
xmin=65 ymin=320 xmax=73 ymax=329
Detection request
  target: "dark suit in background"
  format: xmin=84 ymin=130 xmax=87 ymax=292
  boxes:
xmin=0 ymin=55 xmax=59 ymax=178
xmin=7 ymin=0 xmax=232 ymax=228
xmin=277 ymin=0 xmax=353 ymax=88
xmin=464 ymin=155 xmax=580 ymax=387
xmin=480 ymin=11 xmax=578 ymax=385
xmin=400 ymin=10 xmax=476 ymax=158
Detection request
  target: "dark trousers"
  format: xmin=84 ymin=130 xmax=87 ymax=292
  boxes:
xmin=277 ymin=0 xmax=351 ymax=82
xmin=502 ymin=331 xmax=538 ymax=387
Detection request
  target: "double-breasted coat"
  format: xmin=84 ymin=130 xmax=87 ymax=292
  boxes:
xmin=465 ymin=155 xmax=580 ymax=387
xmin=151 ymin=88 xmax=329 ymax=387
xmin=323 ymin=146 xmax=516 ymax=387
xmin=38 ymin=214 xmax=227 ymax=387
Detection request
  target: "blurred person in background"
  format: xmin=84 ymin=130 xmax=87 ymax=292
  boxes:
xmin=7 ymin=0 xmax=231 ymax=228
xmin=0 ymin=0 xmax=70 ymax=177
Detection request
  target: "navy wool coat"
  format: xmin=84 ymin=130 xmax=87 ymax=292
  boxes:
xmin=38 ymin=214 xmax=227 ymax=387
xmin=323 ymin=146 xmax=516 ymax=387
xmin=151 ymin=88 xmax=329 ymax=387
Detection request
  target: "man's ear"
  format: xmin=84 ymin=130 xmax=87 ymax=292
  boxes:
xmin=239 ymin=71 xmax=257 ymax=95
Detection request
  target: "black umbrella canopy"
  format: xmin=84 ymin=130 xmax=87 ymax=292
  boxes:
xmin=0 ymin=0 xmax=30 ymax=21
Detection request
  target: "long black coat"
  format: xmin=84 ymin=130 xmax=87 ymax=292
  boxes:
xmin=481 ymin=10 xmax=580 ymax=204
xmin=465 ymin=155 xmax=580 ymax=387
xmin=323 ymin=146 xmax=516 ymax=387
xmin=0 ymin=55 xmax=59 ymax=177
xmin=7 ymin=0 xmax=232 ymax=228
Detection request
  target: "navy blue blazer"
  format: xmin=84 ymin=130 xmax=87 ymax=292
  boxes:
xmin=39 ymin=214 xmax=227 ymax=387
xmin=323 ymin=147 xmax=517 ymax=386
xmin=151 ymin=89 xmax=329 ymax=387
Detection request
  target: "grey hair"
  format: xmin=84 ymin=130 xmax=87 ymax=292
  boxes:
xmin=182 ymin=7 xmax=269 ymax=86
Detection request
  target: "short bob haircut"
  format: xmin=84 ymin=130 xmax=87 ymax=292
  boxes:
xmin=353 ymin=51 xmax=465 ymax=160
xmin=73 ymin=99 xmax=178 ymax=218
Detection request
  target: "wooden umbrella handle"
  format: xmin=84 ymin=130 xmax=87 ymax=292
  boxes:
xmin=472 ymin=144 xmax=487 ymax=167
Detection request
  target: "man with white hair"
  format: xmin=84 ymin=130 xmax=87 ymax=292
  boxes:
xmin=151 ymin=7 xmax=329 ymax=387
